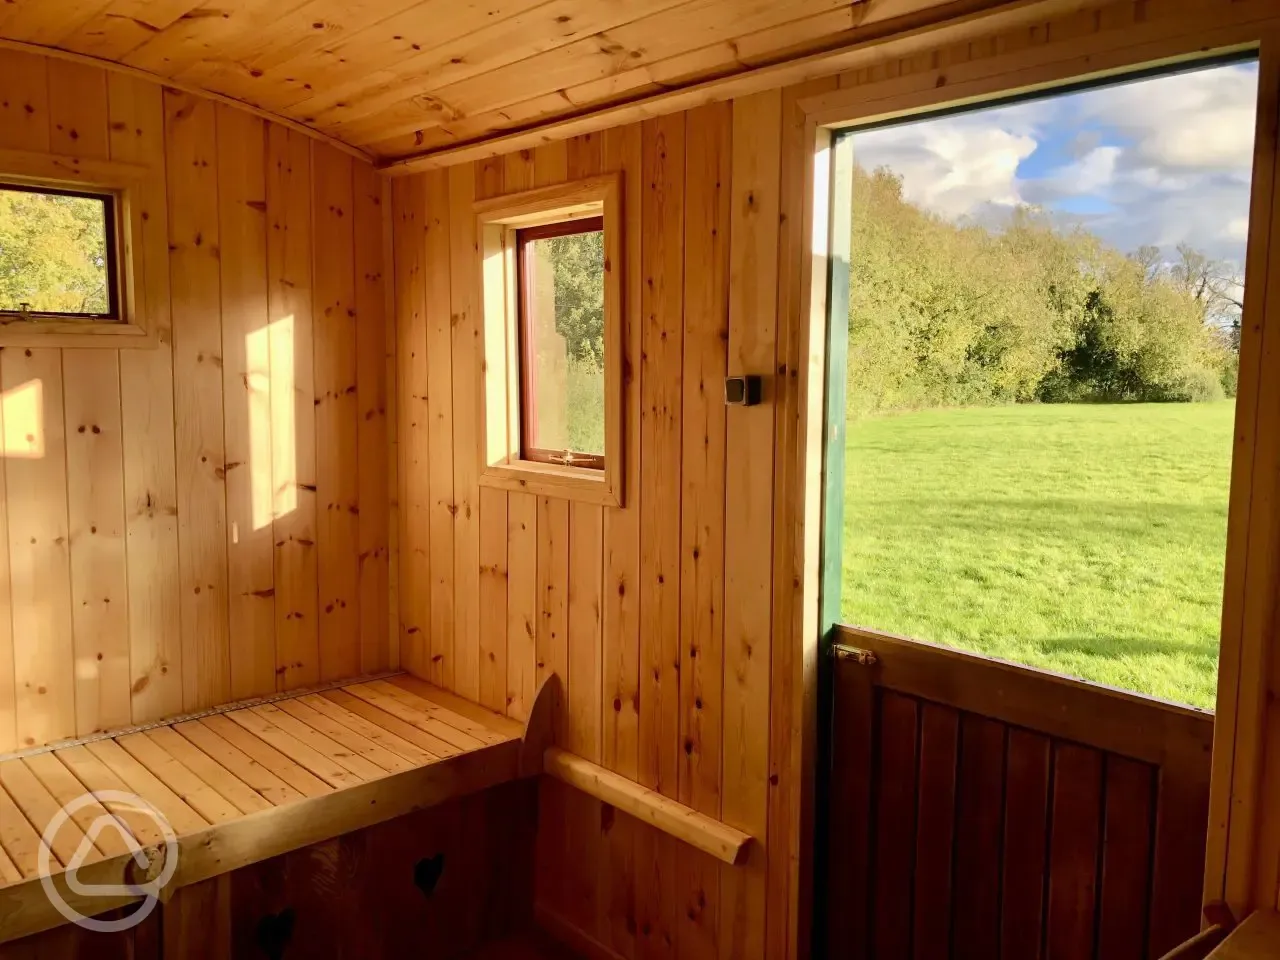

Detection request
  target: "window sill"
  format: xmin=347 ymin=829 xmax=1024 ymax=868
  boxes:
xmin=0 ymin=318 xmax=155 ymax=349
xmin=480 ymin=459 xmax=621 ymax=507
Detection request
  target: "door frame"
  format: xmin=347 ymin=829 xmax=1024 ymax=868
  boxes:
xmin=780 ymin=3 xmax=1280 ymax=952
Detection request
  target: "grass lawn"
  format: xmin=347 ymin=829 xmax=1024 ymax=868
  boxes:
xmin=840 ymin=401 xmax=1236 ymax=710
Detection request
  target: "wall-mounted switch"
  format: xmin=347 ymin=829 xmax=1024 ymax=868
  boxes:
xmin=725 ymin=375 xmax=762 ymax=406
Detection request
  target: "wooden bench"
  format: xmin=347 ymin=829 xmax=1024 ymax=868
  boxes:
xmin=0 ymin=674 xmax=556 ymax=945
xmin=1196 ymin=909 xmax=1280 ymax=960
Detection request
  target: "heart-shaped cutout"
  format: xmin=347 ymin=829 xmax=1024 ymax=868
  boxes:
xmin=413 ymin=854 xmax=445 ymax=896
xmin=256 ymin=906 xmax=296 ymax=960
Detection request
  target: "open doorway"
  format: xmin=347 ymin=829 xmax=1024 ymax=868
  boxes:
xmin=839 ymin=57 xmax=1257 ymax=710
xmin=822 ymin=56 xmax=1260 ymax=959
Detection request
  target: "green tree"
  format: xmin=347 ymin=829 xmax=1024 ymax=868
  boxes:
xmin=0 ymin=188 xmax=109 ymax=315
xmin=846 ymin=164 xmax=1238 ymax=414
xmin=548 ymin=230 xmax=604 ymax=365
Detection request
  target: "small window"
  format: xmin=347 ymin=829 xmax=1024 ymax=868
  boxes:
xmin=475 ymin=173 xmax=624 ymax=506
xmin=0 ymin=183 xmax=119 ymax=321
xmin=516 ymin=216 xmax=606 ymax=471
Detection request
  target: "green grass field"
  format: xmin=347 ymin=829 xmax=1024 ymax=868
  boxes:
xmin=840 ymin=401 xmax=1236 ymax=710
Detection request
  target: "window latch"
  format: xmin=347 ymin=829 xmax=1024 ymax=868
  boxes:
xmin=831 ymin=643 xmax=878 ymax=667
xmin=549 ymin=450 xmax=581 ymax=466
xmin=17 ymin=302 xmax=33 ymax=321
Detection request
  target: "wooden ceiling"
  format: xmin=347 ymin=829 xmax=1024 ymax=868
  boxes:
xmin=0 ymin=0 xmax=955 ymax=163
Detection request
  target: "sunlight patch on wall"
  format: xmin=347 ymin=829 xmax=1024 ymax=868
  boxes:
xmin=246 ymin=324 xmax=275 ymax=530
xmin=269 ymin=314 xmax=297 ymax=522
xmin=2 ymin=378 xmax=44 ymax=459
xmin=812 ymin=144 xmax=831 ymax=257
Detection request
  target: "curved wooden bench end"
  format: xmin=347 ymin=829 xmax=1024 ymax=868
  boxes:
xmin=520 ymin=674 xmax=561 ymax=778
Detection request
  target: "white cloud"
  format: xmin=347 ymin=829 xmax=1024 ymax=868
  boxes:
xmin=1090 ymin=176 xmax=1253 ymax=258
xmin=854 ymin=117 xmax=1037 ymax=219
xmin=1054 ymin=145 xmax=1121 ymax=194
xmin=1142 ymin=113 xmax=1256 ymax=169
xmin=1080 ymin=64 xmax=1259 ymax=171
xmin=850 ymin=60 xmax=1259 ymax=265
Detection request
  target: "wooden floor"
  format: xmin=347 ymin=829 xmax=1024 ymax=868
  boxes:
xmin=0 ymin=675 xmax=524 ymax=892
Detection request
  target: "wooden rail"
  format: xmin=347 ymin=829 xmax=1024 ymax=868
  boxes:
xmin=542 ymin=747 xmax=753 ymax=866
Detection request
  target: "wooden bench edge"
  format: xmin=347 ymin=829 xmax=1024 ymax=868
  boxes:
xmin=0 ymin=740 xmax=521 ymax=945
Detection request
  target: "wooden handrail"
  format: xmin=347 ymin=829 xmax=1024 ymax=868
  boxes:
xmin=542 ymin=747 xmax=753 ymax=866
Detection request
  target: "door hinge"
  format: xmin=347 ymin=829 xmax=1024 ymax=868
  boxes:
xmin=831 ymin=643 xmax=878 ymax=667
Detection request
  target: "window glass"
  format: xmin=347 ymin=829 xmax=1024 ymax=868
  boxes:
xmin=0 ymin=185 xmax=114 ymax=318
xmin=519 ymin=217 xmax=605 ymax=468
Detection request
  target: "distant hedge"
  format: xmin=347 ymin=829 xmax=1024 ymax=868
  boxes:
xmin=848 ymin=165 xmax=1239 ymax=416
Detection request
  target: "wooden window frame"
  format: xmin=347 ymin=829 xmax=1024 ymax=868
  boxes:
xmin=475 ymin=174 xmax=624 ymax=507
xmin=515 ymin=214 xmax=607 ymax=472
xmin=0 ymin=148 xmax=154 ymax=348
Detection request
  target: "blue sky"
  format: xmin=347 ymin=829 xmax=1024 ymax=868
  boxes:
xmin=851 ymin=60 xmax=1260 ymax=267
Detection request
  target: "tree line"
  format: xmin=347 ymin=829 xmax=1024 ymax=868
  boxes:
xmin=848 ymin=165 xmax=1240 ymax=417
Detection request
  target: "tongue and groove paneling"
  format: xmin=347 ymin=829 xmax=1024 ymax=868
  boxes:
xmin=0 ymin=47 xmax=393 ymax=755
xmin=389 ymin=96 xmax=788 ymax=959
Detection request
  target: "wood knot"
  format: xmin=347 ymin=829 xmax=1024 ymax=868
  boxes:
xmin=124 ymin=843 xmax=168 ymax=888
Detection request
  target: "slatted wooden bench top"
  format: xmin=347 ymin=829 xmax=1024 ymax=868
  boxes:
xmin=0 ymin=674 xmax=555 ymax=944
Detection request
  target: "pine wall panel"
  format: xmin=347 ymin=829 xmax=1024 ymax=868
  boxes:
xmin=0 ymin=49 xmax=394 ymax=754
xmin=391 ymin=100 xmax=792 ymax=960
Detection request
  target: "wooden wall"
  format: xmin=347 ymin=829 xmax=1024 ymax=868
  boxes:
xmin=391 ymin=88 xmax=808 ymax=958
xmin=388 ymin=0 xmax=1280 ymax=952
xmin=13 ymin=1 xmax=1280 ymax=957
xmin=0 ymin=49 xmax=392 ymax=755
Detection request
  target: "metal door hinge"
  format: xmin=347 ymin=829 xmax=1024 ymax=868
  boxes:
xmin=831 ymin=643 xmax=878 ymax=667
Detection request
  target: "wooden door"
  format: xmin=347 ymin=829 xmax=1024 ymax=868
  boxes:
xmin=825 ymin=625 xmax=1214 ymax=960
